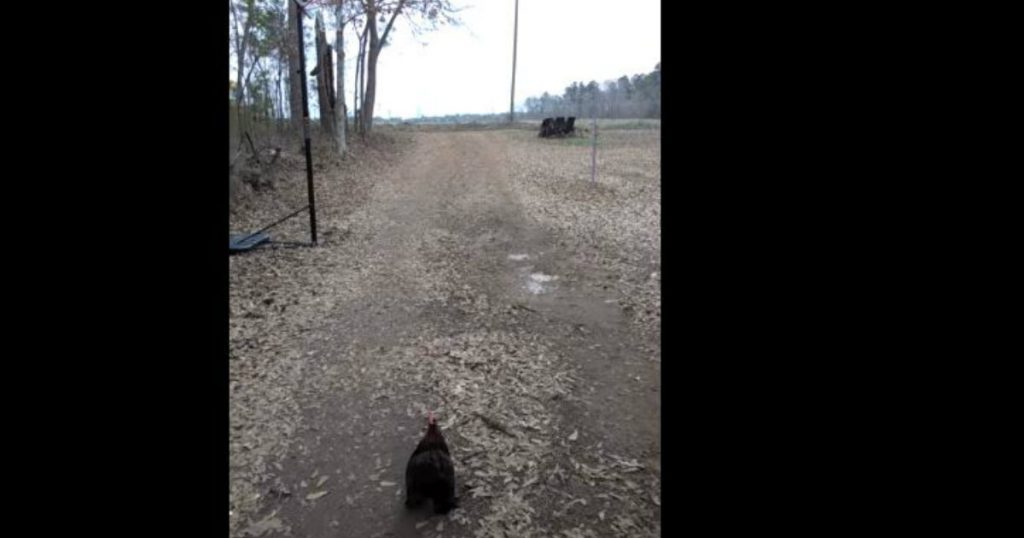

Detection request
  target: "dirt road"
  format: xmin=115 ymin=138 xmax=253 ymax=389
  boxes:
xmin=230 ymin=129 xmax=661 ymax=537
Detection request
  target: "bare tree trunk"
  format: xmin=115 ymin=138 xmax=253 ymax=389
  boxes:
xmin=268 ymin=85 xmax=274 ymax=125
xmin=354 ymin=28 xmax=360 ymax=134
xmin=361 ymin=5 xmax=378 ymax=134
xmin=334 ymin=1 xmax=348 ymax=156
xmin=361 ymin=0 xmax=405 ymax=135
xmin=362 ymin=61 xmax=375 ymax=133
xmin=232 ymin=2 xmax=251 ymax=106
xmin=231 ymin=1 xmax=254 ymax=147
xmin=287 ymin=0 xmax=303 ymax=134
xmin=355 ymin=22 xmax=367 ymax=135
xmin=314 ymin=12 xmax=334 ymax=137
xmin=240 ymin=57 xmax=262 ymax=140
xmin=277 ymin=58 xmax=284 ymax=140
xmin=363 ymin=32 xmax=377 ymax=132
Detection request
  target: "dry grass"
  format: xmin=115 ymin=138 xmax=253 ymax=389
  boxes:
xmin=229 ymin=131 xmax=414 ymax=535
xmin=503 ymin=128 xmax=661 ymax=337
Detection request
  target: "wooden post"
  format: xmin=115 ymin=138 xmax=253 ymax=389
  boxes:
xmin=590 ymin=118 xmax=598 ymax=184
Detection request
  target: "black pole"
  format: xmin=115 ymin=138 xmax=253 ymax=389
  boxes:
xmin=296 ymin=1 xmax=318 ymax=245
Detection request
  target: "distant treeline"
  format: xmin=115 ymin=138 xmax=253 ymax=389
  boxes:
xmin=523 ymin=63 xmax=660 ymax=119
xmin=396 ymin=113 xmax=512 ymax=125
xmin=389 ymin=63 xmax=661 ymax=125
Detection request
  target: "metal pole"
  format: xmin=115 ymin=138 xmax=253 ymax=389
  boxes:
xmin=590 ymin=118 xmax=598 ymax=184
xmin=509 ymin=0 xmax=519 ymax=123
xmin=296 ymin=1 xmax=318 ymax=245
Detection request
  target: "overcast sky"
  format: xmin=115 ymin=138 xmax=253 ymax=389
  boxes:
xmin=368 ymin=0 xmax=660 ymax=118
xmin=232 ymin=0 xmax=660 ymax=119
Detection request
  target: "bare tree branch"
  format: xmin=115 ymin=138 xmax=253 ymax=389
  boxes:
xmin=379 ymin=0 xmax=407 ymax=46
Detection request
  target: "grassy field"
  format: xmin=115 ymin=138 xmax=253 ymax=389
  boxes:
xmin=379 ymin=117 xmax=660 ymax=133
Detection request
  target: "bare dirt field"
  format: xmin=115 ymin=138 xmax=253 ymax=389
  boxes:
xmin=230 ymin=125 xmax=661 ymax=537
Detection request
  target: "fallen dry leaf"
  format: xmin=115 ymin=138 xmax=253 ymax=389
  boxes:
xmin=305 ymin=490 xmax=328 ymax=501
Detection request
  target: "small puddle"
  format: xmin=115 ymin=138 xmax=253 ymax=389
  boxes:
xmin=525 ymin=272 xmax=558 ymax=294
xmin=508 ymin=253 xmax=530 ymax=261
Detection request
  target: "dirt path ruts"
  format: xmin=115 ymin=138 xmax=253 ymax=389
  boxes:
xmin=241 ymin=131 xmax=660 ymax=538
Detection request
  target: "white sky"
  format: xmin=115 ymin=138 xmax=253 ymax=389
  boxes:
xmin=231 ymin=0 xmax=660 ymax=119
xmin=371 ymin=0 xmax=660 ymax=118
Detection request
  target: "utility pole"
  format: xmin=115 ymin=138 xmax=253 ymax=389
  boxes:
xmin=509 ymin=0 xmax=519 ymax=123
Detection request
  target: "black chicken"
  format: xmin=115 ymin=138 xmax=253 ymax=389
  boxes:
xmin=405 ymin=411 xmax=457 ymax=514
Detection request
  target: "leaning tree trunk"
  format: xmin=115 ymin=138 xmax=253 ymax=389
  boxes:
xmin=334 ymin=1 xmax=347 ymax=156
xmin=286 ymin=0 xmax=303 ymax=134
